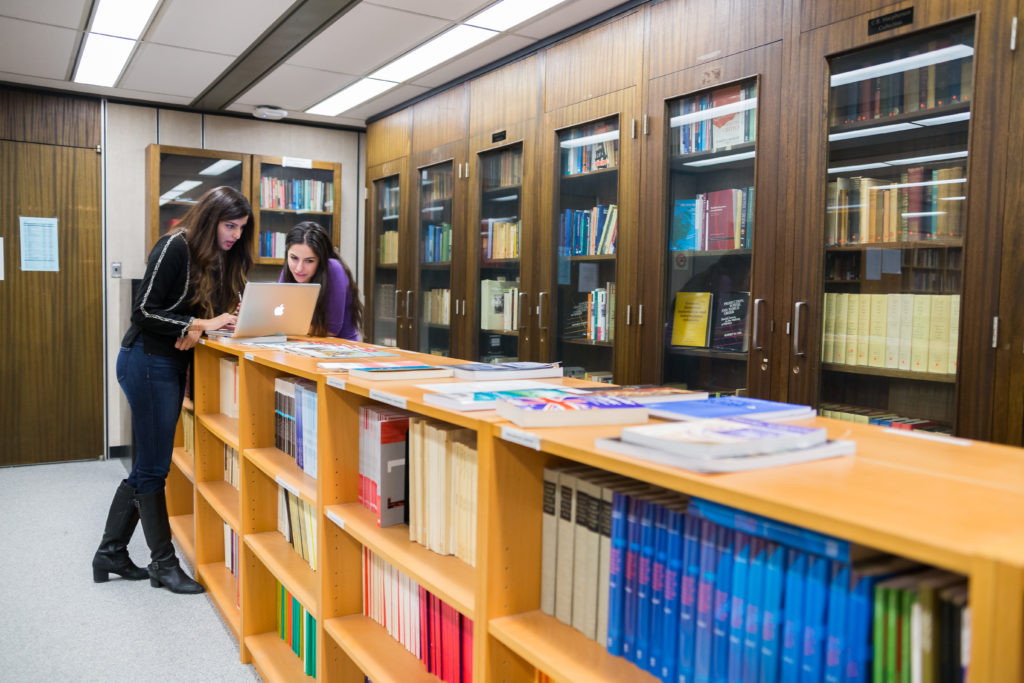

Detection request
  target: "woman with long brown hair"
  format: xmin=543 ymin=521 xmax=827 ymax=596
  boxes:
xmin=93 ymin=185 xmax=253 ymax=594
xmin=279 ymin=221 xmax=361 ymax=339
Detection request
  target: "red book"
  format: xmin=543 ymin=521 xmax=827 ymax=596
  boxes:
xmin=704 ymin=189 xmax=736 ymax=251
xmin=420 ymin=585 xmax=429 ymax=664
xmin=285 ymin=589 xmax=293 ymax=649
xmin=431 ymin=594 xmax=440 ymax=675
xmin=462 ymin=615 xmax=474 ymax=683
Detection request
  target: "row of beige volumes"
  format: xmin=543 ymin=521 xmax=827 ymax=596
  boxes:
xmin=821 ymin=292 xmax=959 ymax=374
xmin=168 ymin=336 xmax=1024 ymax=682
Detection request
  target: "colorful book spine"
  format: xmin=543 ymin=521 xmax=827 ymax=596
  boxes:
xmin=607 ymin=491 xmax=630 ymax=654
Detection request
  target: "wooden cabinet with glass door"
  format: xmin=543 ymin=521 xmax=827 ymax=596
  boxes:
xmin=145 ymin=144 xmax=251 ymax=254
xmin=415 ymin=160 xmax=456 ymax=357
xmin=366 ymin=163 xmax=405 ymax=348
xmin=251 ymin=155 xmax=340 ymax=266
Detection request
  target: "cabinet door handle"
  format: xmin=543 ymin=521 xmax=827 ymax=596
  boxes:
xmin=792 ymin=301 xmax=807 ymax=356
xmin=518 ymin=291 xmax=528 ymax=331
xmin=463 ymin=162 xmax=469 ymax=179
xmin=406 ymin=290 xmax=414 ymax=321
xmin=537 ymin=291 xmax=548 ymax=330
xmin=637 ymin=304 xmax=644 ymax=326
xmin=457 ymin=163 xmax=462 ymax=179
xmin=394 ymin=289 xmax=402 ymax=320
xmin=461 ymin=298 xmax=466 ymax=317
xmin=625 ymin=304 xmax=631 ymax=326
xmin=752 ymin=298 xmax=766 ymax=350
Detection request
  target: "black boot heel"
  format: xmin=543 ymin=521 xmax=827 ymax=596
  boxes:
xmin=93 ymin=567 xmax=109 ymax=583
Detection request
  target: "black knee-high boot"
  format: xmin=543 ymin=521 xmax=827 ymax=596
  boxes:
xmin=135 ymin=488 xmax=204 ymax=594
xmin=93 ymin=480 xmax=149 ymax=582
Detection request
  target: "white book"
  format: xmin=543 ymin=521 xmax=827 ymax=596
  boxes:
xmin=898 ymin=293 xmax=914 ymax=371
xmin=594 ymin=438 xmax=855 ymax=473
xmin=219 ymin=357 xmax=239 ymax=418
xmin=620 ymin=417 xmax=827 ymax=458
xmin=948 ymin=294 xmax=960 ymax=375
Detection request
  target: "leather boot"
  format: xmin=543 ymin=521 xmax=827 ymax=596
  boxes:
xmin=136 ymin=488 xmax=204 ymax=594
xmin=93 ymin=480 xmax=148 ymax=582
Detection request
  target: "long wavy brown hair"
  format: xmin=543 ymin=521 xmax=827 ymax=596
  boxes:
xmin=280 ymin=221 xmax=362 ymax=336
xmin=180 ymin=186 xmax=254 ymax=318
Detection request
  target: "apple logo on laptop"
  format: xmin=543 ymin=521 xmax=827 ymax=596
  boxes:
xmin=274 ymin=304 xmax=285 ymax=317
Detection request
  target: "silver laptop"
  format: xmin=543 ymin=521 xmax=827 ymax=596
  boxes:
xmin=221 ymin=282 xmax=320 ymax=340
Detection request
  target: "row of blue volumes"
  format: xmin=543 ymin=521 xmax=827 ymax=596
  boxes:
xmin=422 ymin=222 xmax=452 ymax=263
xmin=363 ymin=547 xmax=474 ymax=682
xmin=259 ymin=176 xmax=334 ymax=212
xmin=274 ymin=377 xmax=318 ymax=478
xmin=541 ymin=464 xmax=967 ymax=682
xmin=259 ymin=229 xmax=287 ymax=258
xmin=559 ymin=204 xmax=618 ymax=256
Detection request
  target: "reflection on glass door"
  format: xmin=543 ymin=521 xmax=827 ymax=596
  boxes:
xmin=820 ymin=21 xmax=973 ymax=433
xmin=478 ymin=145 xmax=523 ymax=362
xmin=662 ymin=79 xmax=758 ymax=395
xmin=372 ymin=175 xmax=399 ymax=347
xmin=417 ymin=162 xmax=453 ymax=356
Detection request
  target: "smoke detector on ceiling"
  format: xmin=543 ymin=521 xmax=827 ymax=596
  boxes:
xmin=253 ymin=105 xmax=288 ymax=120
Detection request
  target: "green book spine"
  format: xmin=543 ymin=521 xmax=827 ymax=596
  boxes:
xmin=886 ymin=586 xmax=899 ymax=681
xmin=873 ymin=585 xmax=887 ymax=683
xmin=901 ymin=590 xmax=915 ymax=683
xmin=292 ymin=596 xmax=301 ymax=657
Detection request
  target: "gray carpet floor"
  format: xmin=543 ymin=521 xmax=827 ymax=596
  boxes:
xmin=0 ymin=459 xmax=261 ymax=683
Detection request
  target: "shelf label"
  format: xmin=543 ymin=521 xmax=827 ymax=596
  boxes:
xmin=869 ymin=8 xmax=913 ymax=35
xmin=282 ymin=156 xmax=313 ymax=169
xmin=369 ymin=389 xmax=407 ymax=409
xmin=882 ymin=428 xmax=971 ymax=446
xmin=501 ymin=426 xmax=541 ymax=451
xmin=275 ymin=476 xmax=300 ymax=498
xmin=244 ymin=352 xmax=254 ymax=361
xmin=327 ymin=376 xmax=346 ymax=390
xmin=325 ymin=508 xmax=345 ymax=530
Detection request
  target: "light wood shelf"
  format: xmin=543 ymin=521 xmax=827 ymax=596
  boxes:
xmin=198 ymin=413 xmax=240 ymax=451
xmin=171 ymin=446 xmax=195 ymax=483
xmin=246 ymin=631 xmax=312 ymax=682
xmin=490 ymin=610 xmax=657 ymax=683
xmin=198 ymin=562 xmax=241 ymax=640
xmin=197 ymin=480 xmax=242 ymax=533
xmin=324 ymin=503 xmax=475 ymax=617
xmin=246 ymin=531 xmax=319 ymax=620
xmin=246 ymin=447 xmax=318 ymax=506
xmin=169 ymin=513 xmax=195 ymax=566
xmin=323 ymin=614 xmax=439 ymax=683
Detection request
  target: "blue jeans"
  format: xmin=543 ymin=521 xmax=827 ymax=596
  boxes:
xmin=117 ymin=340 xmax=188 ymax=494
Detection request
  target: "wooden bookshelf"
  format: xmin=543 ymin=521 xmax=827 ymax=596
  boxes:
xmin=246 ymin=532 xmax=319 ymax=617
xmin=198 ymin=561 xmax=242 ymax=639
xmin=197 ymin=480 xmax=242 ymax=532
xmin=247 ymin=447 xmax=318 ymax=505
xmin=323 ymin=614 xmax=440 ymax=683
xmin=246 ymin=631 xmax=311 ymax=682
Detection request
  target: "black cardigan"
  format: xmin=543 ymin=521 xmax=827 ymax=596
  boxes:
xmin=121 ymin=230 xmax=197 ymax=358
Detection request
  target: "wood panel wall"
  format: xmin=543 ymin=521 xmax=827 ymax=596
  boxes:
xmin=412 ymin=84 xmax=469 ymax=154
xmin=0 ymin=88 xmax=101 ymax=149
xmin=366 ymin=108 xmax=412 ymax=166
xmin=469 ymin=55 xmax=542 ymax=137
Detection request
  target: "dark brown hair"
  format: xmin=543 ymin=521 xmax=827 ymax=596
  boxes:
xmin=281 ymin=221 xmax=362 ymax=336
xmin=181 ymin=186 xmax=254 ymax=318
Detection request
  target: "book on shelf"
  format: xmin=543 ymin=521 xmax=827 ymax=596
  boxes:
xmin=711 ymin=83 xmax=745 ymax=150
xmin=495 ymin=394 xmax=648 ymax=428
xmin=595 ymin=437 xmax=855 ymax=474
xmin=223 ymin=444 xmax=239 ymax=489
xmin=580 ymin=385 xmax=710 ymax=404
xmin=448 ymin=361 xmax=562 ymax=380
xmin=321 ymin=360 xmax=454 ymax=380
xmin=219 ymin=357 xmax=239 ymax=418
xmin=294 ymin=378 xmax=317 ymax=476
xmin=709 ymin=291 xmax=749 ymax=351
xmin=649 ymin=396 xmax=815 ymax=422
xmin=422 ymin=385 xmax=582 ymax=412
xmin=278 ymin=485 xmax=317 ymax=570
xmin=619 ymin=417 xmax=827 ymax=458
xmin=358 ymin=405 xmax=410 ymax=528
xmin=671 ymin=292 xmax=713 ymax=347
xmin=670 ymin=199 xmax=701 ymax=251
xmin=276 ymin=582 xmax=317 ymax=677
xmin=261 ymin=340 xmax=397 ymax=359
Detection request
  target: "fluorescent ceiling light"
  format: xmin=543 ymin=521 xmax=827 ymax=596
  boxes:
xmin=827 ymin=162 xmax=889 ymax=173
xmin=902 ymin=211 xmax=946 ymax=218
xmin=170 ymin=180 xmax=203 ymax=194
xmin=940 ymin=196 xmax=967 ymax=201
xmin=199 ymin=160 xmax=242 ymax=176
xmin=73 ymin=33 xmax=135 ymax=86
xmin=873 ymin=178 xmax=967 ymax=191
xmin=830 ymin=44 xmax=974 ymax=87
xmin=307 ymin=78 xmax=398 ymax=116
xmin=467 ymin=0 xmax=567 ymax=31
xmin=828 ymin=122 xmax=920 ymax=141
xmin=669 ymin=97 xmax=758 ymax=128
xmin=560 ymin=130 xmax=619 ymax=149
xmin=916 ymin=112 xmax=972 ymax=126
xmin=886 ymin=150 xmax=968 ymax=166
xmin=371 ymin=25 xmax=497 ymax=83
xmin=489 ymin=195 xmax=518 ymax=202
xmin=683 ymin=150 xmax=756 ymax=167
xmin=91 ymin=0 xmax=160 ymax=40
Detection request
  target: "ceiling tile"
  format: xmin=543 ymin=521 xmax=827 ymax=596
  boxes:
xmin=0 ymin=0 xmax=90 ymax=29
xmin=146 ymin=0 xmax=294 ymax=56
xmin=287 ymin=3 xmax=449 ymax=75
xmin=119 ymin=43 xmax=233 ymax=98
xmin=0 ymin=17 xmax=78 ymax=80
xmin=512 ymin=0 xmax=626 ymax=40
xmin=235 ymin=64 xmax=359 ymax=112
xmin=362 ymin=0 xmax=494 ymax=22
xmin=410 ymin=33 xmax=535 ymax=89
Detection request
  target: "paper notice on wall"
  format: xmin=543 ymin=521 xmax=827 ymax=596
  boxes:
xmin=20 ymin=216 xmax=59 ymax=271
xmin=282 ymin=156 xmax=313 ymax=169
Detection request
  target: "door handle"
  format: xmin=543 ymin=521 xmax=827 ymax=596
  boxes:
xmin=792 ymin=301 xmax=807 ymax=356
xmin=518 ymin=291 xmax=528 ymax=331
xmin=406 ymin=290 xmax=414 ymax=322
xmin=537 ymin=291 xmax=548 ymax=330
xmin=752 ymin=298 xmax=766 ymax=350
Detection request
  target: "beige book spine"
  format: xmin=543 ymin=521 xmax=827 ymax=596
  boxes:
xmin=834 ymin=292 xmax=849 ymax=364
xmin=845 ymin=293 xmax=860 ymax=365
xmin=867 ymin=293 xmax=887 ymax=367
xmin=910 ymin=294 xmax=933 ymax=372
xmin=927 ymin=294 xmax=951 ymax=374
xmin=948 ymin=294 xmax=960 ymax=375
xmin=856 ymin=292 xmax=871 ymax=366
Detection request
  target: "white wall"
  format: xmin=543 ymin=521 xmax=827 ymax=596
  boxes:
xmin=105 ymin=102 xmax=365 ymax=449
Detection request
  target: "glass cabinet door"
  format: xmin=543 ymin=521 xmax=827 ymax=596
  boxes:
xmin=662 ymin=79 xmax=758 ymax=395
xmin=819 ymin=20 xmax=973 ymax=433
xmin=254 ymin=158 xmax=337 ymax=265
xmin=477 ymin=145 xmax=523 ymax=363
xmin=372 ymin=175 xmax=400 ymax=347
xmin=417 ymin=162 xmax=454 ymax=356
xmin=554 ymin=117 xmax=620 ymax=383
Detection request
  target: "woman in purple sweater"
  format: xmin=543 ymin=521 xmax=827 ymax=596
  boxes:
xmin=279 ymin=221 xmax=361 ymax=340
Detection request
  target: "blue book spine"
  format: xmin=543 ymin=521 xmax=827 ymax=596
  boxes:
xmin=758 ymin=543 xmax=786 ymax=683
xmin=661 ymin=509 xmax=684 ymax=683
xmin=649 ymin=504 xmax=671 ymax=675
xmin=693 ymin=519 xmax=718 ymax=683
xmin=742 ymin=537 xmax=766 ymax=683
xmin=678 ymin=514 xmax=702 ymax=683
xmin=635 ymin=500 xmax=659 ymax=668
xmin=607 ymin=491 xmax=630 ymax=654
xmin=711 ymin=528 xmax=735 ymax=683
xmin=623 ymin=496 xmax=644 ymax=658
xmin=781 ymin=550 xmax=807 ymax=680
xmin=800 ymin=556 xmax=830 ymax=683
xmin=824 ymin=562 xmax=851 ymax=683
xmin=844 ymin=571 xmax=874 ymax=683
xmin=690 ymin=498 xmax=850 ymax=562
xmin=727 ymin=533 xmax=751 ymax=683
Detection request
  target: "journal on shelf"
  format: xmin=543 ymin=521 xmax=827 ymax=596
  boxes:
xmin=649 ymin=396 xmax=816 ymax=422
xmin=496 ymin=395 xmax=649 ymax=428
xmin=449 ymin=361 xmax=563 ymax=380
xmin=594 ymin=436 xmax=855 ymax=473
xmin=419 ymin=380 xmax=584 ymax=412
xmin=581 ymin=385 xmax=710 ymax=404
xmin=319 ymin=360 xmax=454 ymax=380
xmin=618 ymin=417 xmax=828 ymax=457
